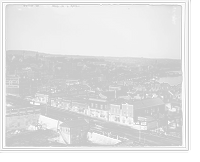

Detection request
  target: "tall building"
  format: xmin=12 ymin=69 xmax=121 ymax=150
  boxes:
xmin=62 ymin=59 xmax=77 ymax=72
xmin=7 ymin=68 xmax=42 ymax=96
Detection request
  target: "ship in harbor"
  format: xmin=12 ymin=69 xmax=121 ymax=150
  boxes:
xmin=167 ymin=72 xmax=182 ymax=76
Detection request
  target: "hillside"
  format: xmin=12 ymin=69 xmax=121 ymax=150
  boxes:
xmin=6 ymin=50 xmax=181 ymax=67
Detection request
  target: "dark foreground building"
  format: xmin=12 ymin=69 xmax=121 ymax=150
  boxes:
xmin=59 ymin=119 xmax=89 ymax=145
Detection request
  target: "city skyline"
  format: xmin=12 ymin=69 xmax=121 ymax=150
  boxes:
xmin=6 ymin=4 xmax=182 ymax=59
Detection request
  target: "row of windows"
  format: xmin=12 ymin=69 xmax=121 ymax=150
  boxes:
xmin=145 ymin=107 xmax=159 ymax=114
xmin=91 ymin=103 xmax=107 ymax=109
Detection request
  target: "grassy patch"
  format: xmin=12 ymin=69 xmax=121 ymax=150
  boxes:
xmin=34 ymin=130 xmax=59 ymax=145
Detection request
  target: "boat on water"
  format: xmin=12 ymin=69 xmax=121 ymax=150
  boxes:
xmin=167 ymin=72 xmax=181 ymax=77
xmin=149 ymin=76 xmax=158 ymax=82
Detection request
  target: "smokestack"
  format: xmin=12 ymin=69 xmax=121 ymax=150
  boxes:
xmin=144 ymin=91 xmax=146 ymax=99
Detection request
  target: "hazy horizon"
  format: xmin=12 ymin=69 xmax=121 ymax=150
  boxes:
xmin=6 ymin=4 xmax=182 ymax=59
xmin=6 ymin=49 xmax=181 ymax=60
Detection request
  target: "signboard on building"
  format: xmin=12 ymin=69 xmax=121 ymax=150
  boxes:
xmin=6 ymin=78 xmax=19 ymax=88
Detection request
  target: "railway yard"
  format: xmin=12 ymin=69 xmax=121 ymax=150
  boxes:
xmin=6 ymin=97 xmax=182 ymax=147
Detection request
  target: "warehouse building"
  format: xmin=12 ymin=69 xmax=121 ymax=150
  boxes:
xmin=6 ymin=75 xmax=42 ymax=96
xmin=121 ymin=98 xmax=166 ymax=129
xmin=109 ymin=98 xmax=166 ymax=129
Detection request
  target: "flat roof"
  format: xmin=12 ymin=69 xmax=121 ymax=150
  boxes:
xmin=110 ymin=102 xmax=123 ymax=105
xmin=6 ymin=104 xmax=33 ymax=110
xmin=60 ymin=119 xmax=89 ymax=128
xmin=134 ymin=98 xmax=165 ymax=110
xmin=88 ymin=98 xmax=107 ymax=102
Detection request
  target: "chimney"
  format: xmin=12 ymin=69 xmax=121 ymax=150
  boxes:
xmin=144 ymin=91 xmax=146 ymax=99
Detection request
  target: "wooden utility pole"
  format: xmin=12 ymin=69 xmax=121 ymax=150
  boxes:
xmin=144 ymin=130 xmax=147 ymax=144
xmin=157 ymin=107 xmax=159 ymax=135
xmin=45 ymin=90 xmax=47 ymax=115
xmin=139 ymin=113 xmax=141 ymax=142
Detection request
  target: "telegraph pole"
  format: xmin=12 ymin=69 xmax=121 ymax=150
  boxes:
xmin=45 ymin=90 xmax=47 ymax=115
xmin=157 ymin=107 xmax=159 ymax=135
xmin=139 ymin=113 xmax=141 ymax=142
xmin=144 ymin=130 xmax=146 ymax=144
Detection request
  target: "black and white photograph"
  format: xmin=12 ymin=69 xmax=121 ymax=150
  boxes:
xmin=0 ymin=0 xmax=190 ymax=152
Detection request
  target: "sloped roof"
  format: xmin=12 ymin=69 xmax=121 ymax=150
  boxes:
xmin=99 ymin=91 xmax=127 ymax=98
xmin=60 ymin=118 xmax=88 ymax=128
xmin=132 ymin=98 xmax=165 ymax=110
xmin=152 ymin=113 xmax=165 ymax=119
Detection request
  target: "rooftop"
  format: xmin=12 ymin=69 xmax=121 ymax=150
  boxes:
xmin=6 ymin=104 xmax=33 ymax=110
xmin=126 ymin=98 xmax=164 ymax=110
xmin=88 ymin=98 xmax=107 ymax=102
xmin=109 ymin=85 xmax=124 ymax=87
xmin=99 ymin=91 xmax=127 ymax=98
xmin=60 ymin=118 xmax=88 ymax=128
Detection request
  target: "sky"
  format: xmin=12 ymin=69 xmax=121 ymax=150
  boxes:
xmin=5 ymin=4 xmax=182 ymax=59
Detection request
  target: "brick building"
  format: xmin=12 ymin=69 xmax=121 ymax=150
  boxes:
xmin=6 ymin=75 xmax=42 ymax=96
xmin=109 ymin=98 xmax=166 ymax=130
xmin=89 ymin=98 xmax=109 ymax=120
xmin=121 ymin=98 xmax=166 ymax=125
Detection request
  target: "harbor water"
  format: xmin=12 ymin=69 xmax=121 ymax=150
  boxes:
xmin=156 ymin=71 xmax=183 ymax=86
